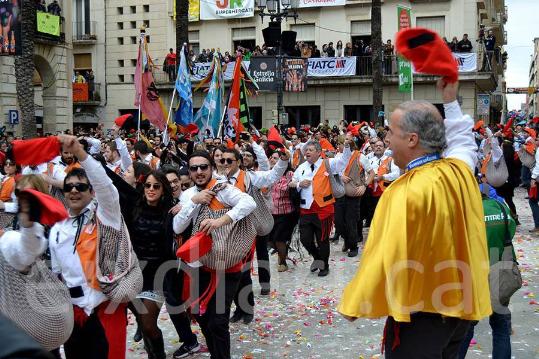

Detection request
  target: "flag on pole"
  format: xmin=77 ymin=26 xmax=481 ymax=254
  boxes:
xmin=134 ymin=33 xmax=168 ymax=131
xmin=222 ymin=56 xmax=245 ymax=142
xmin=193 ymin=53 xmax=224 ymax=139
xmin=174 ymin=45 xmax=193 ymax=126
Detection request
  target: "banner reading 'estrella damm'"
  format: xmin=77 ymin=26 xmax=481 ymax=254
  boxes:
xmin=200 ymin=0 xmax=254 ymax=20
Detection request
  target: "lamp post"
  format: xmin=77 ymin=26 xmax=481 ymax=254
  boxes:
xmin=257 ymin=0 xmax=299 ymax=125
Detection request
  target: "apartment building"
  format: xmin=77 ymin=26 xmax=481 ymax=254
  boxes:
xmin=0 ymin=0 xmax=73 ymax=134
xmin=80 ymin=0 xmax=508 ymax=129
xmin=528 ymin=37 xmax=539 ymax=117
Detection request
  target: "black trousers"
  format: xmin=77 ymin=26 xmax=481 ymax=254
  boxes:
xmin=64 ymin=310 xmax=109 ymax=359
xmin=333 ymin=197 xmax=346 ymax=240
xmin=341 ymin=195 xmax=362 ymax=249
xmin=299 ymin=213 xmax=332 ymax=268
xmin=384 ymin=313 xmax=471 ymax=359
xmin=232 ymin=234 xmax=271 ymax=315
xmin=194 ymin=271 xmax=241 ymax=359
xmin=164 ymin=268 xmax=198 ymax=346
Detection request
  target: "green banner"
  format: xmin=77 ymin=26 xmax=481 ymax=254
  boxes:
xmin=37 ymin=11 xmax=60 ymax=36
xmin=398 ymin=58 xmax=412 ymax=93
xmin=397 ymin=5 xmax=412 ymax=93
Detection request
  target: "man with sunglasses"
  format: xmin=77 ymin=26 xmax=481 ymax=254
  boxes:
xmin=220 ymin=146 xmax=290 ymax=324
xmin=173 ymin=151 xmax=257 ymax=359
xmin=48 ymin=135 xmax=128 ymax=359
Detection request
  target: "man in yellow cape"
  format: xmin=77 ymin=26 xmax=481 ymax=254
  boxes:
xmin=338 ymin=80 xmax=492 ymax=357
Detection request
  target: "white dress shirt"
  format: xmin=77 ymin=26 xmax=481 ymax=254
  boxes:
xmin=292 ymin=145 xmax=351 ymax=209
xmin=173 ymin=181 xmax=256 ymax=235
xmin=251 ymin=141 xmax=270 ymax=171
xmin=21 ymin=163 xmax=48 ymax=175
xmin=0 ymin=223 xmax=47 ymax=272
xmin=48 ymin=156 xmax=121 ymax=315
xmin=115 ymin=137 xmax=133 ymax=173
xmin=227 ymin=158 xmax=288 ymax=191
xmin=369 ymin=155 xmax=400 ymax=182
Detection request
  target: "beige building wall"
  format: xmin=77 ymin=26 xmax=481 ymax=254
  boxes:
xmin=99 ymin=0 xmax=504 ymax=128
xmin=528 ymin=38 xmax=539 ymax=116
xmin=0 ymin=0 xmax=73 ymax=134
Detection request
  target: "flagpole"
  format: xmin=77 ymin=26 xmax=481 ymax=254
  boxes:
xmin=137 ymin=27 xmax=146 ymax=141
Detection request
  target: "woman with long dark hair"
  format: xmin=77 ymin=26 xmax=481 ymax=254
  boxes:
xmin=125 ymin=170 xmax=175 ymax=359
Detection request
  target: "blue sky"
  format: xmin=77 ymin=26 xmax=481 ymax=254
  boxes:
xmin=505 ymin=0 xmax=537 ymax=111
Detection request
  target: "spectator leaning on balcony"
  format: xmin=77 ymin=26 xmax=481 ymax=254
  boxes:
xmin=457 ymin=33 xmax=473 ymax=53
xmin=36 ymin=0 xmax=46 ymax=12
xmin=74 ymin=71 xmax=85 ymax=84
xmin=165 ymin=48 xmax=176 ymax=81
xmin=449 ymin=36 xmax=459 ymax=52
xmin=326 ymin=42 xmax=336 ymax=57
xmin=483 ymin=30 xmax=497 ymax=70
xmin=47 ymin=0 xmax=61 ymax=16
xmin=336 ymin=40 xmax=344 ymax=57
xmin=344 ymin=42 xmax=353 ymax=56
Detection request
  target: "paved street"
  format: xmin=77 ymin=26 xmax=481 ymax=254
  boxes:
xmin=126 ymin=188 xmax=539 ymax=359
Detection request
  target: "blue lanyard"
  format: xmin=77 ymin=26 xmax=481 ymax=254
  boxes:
xmin=406 ymin=153 xmax=441 ymax=171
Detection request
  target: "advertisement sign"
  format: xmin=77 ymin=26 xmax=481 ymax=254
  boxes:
xmin=477 ymin=94 xmax=490 ymax=116
xmin=200 ymin=0 xmax=254 ymax=20
xmin=173 ymin=0 xmax=200 ymax=22
xmin=0 ymin=0 xmax=22 ymax=56
xmin=307 ymin=57 xmax=356 ymax=77
xmin=37 ymin=11 xmax=60 ymax=36
xmin=249 ymin=57 xmax=277 ymax=91
xmin=453 ymin=53 xmax=477 ymax=72
xmin=296 ymin=0 xmax=345 ymax=8
xmin=283 ymin=58 xmax=308 ymax=92
xmin=397 ymin=5 xmax=412 ymax=93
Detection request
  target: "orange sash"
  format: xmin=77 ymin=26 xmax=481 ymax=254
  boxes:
xmin=377 ymin=157 xmax=393 ymax=191
xmin=344 ymin=151 xmax=361 ymax=176
xmin=312 ymin=161 xmax=335 ymax=207
xmin=0 ymin=176 xmax=15 ymax=202
xmin=233 ymin=170 xmax=247 ymax=193
xmin=205 ymin=179 xmax=226 ymax=210
xmin=480 ymin=153 xmax=492 ymax=176
xmin=76 ymin=222 xmax=100 ymax=290
xmin=525 ymin=141 xmax=536 ymax=155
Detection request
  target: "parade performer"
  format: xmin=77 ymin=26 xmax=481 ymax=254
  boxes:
xmin=338 ymin=80 xmax=492 ymax=357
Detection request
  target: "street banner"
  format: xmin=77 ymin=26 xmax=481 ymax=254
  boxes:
xmin=307 ymin=57 xmax=356 ymax=77
xmin=397 ymin=5 xmax=412 ymax=93
xmin=200 ymin=0 xmax=254 ymax=20
xmin=0 ymin=0 xmax=21 ymax=55
xmin=72 ymin=83 xmax=89 ymax=102
xmin=477 ymin=94 xmax=490 ymax=116
xmin=37 ymin=11 xmax=60 ymax=36
xmin=296 ymin=0 xmax=345 ymax=8
xmin=283 ymin=58 xmax=308 ymax=92
xmin=453 ymin=53 xmax=477 ymax=72
xmin=249 ymin=57 xmax=278 ymax=91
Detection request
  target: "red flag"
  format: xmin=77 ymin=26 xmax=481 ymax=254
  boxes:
xmin=134 ymin=37 xmax=167 ymax=131
xmin=222 ymin=57 xmax=245 ymax=142
xmin=267 ymin=126 xmax=284 ymax=150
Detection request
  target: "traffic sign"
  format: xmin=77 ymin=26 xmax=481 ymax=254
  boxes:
xmin=8 ymin=110 xmax=19 ymax=125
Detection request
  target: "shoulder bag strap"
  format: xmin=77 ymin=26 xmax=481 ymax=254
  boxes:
xmin=494 ymin=201 xmax=512 ymax=247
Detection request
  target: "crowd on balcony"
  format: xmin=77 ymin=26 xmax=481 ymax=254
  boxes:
xmin=35 ymin=0 xmax=62 ymax=16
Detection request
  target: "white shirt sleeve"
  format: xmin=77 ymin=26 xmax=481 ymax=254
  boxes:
xmin=328 ymin=145 xmax=352 ymax=174
xmin=0 ymin=223 xmax=47 ymax=272
xmin=115 ymin=137 xmax=133 ymax=172
xmin=173 ymin=188 xmax=201 ymax=234
xmin=382 ymin=159 xmax=401 ymax=181
xmin=252 ymin=141 xmax=270 ymax=171
xmin=531 ymin=151 xmax=539 ymax=180
xmin=216 ymin=185 xmax=256 ymax=222
xmin=85 ymin=137 xmax=102 ymax=155
xmin=442 ymin=100 xmax=478 ymax=171
xmin=248 ymin=159 xmax=288 ymax=189
xmin=80 ymin=156 xmax=122 ymax=230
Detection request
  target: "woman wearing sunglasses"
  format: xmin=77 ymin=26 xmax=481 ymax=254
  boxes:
xmin=124 ymin=170 xmax=179 ymax=359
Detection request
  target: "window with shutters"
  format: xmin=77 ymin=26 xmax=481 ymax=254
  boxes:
xmin=350 ymin=20 xmax=372 ymax=56
xmin=416 ymin=16 xmax=445 ymax=38
xmin=74 ymin=53 xmax=92 ymax=70
xmin=290 ymin=24 xmax=315 ymax=42
xmin=232 ymin=27 xmax=256 ymax=53
xmin=189 ymin=30 xmax=200 ymax=55
xmin=351 ymin=21 xmax=371 ymax=36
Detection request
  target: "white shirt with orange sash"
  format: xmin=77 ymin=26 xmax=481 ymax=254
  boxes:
xmin=48 ymin=156 xmax=121 ymax=315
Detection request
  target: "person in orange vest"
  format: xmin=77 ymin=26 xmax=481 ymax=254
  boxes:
xmin=172 ymin=151 xmax=257 ymax=359
xmin=134 ymin=140 xmax=160 ymax=170
xmin=335 ymin=135 xmax=374 ymax=257
xmin=365 ymin=139 xmax=400 ymax=225
xmin=290 ymin=139 xmax=352 ymax=276
xmin=104 ymin=125 xmax=132 ymax=177
xmin=42 ymin=149 xmax=82 ymax=194
xmin=220 ymin=145 xmax=289 ymax=324
xmin=289 ymin=134 xmax=305 ymax=170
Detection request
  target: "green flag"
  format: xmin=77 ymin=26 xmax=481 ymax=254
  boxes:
xmin=397 ymin=5 xmax=413 ymax=94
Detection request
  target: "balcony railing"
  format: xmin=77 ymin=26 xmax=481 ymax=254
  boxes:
xmin=153 ymin=53 xmax=501 ymax=85
xmin=73 ymin=21 xmax=97 ymax=42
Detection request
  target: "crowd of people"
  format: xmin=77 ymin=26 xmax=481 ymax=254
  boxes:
xmin=0 ymin=78 xmax=529 ymax=359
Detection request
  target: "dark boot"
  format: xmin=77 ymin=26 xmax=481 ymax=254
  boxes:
xmin=144 ymin=335 xmax=166 ymax=359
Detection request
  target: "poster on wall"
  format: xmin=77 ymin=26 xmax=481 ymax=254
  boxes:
xmin=0 ymin=0 xmax=22 ymax=56
xmin=37 ymin=11 xmax=60 ymax=36
xmin=283 ymin=58 xmax=308 ymax=93
xmin=249 ymin=57 xmax=277 ymax=91
xmin=173 ymin=0 xmax=200 ymax=22
xmin=200 ymin=0 xmax=254 ymax=20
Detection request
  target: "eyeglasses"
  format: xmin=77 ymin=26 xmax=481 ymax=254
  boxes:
xmin=4 ymin=161 xmax=15 ymax=166
xmin=189 ymin=164 xmax=210 ymax=172
xmin=241 ymin=153 xmax=253 ymax=158
xmin=219 ymin=158 xmax=236 ymax=165
xmin=181 ymin=183 xmax=191 ymax=190
xmin=63 ymin=182 xmax=91 ymax=193
xmin=144 ymin=183 xmax=162 ymax=190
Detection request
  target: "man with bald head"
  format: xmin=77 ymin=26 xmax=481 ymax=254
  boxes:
xmin=339 ymin=80 xmax=492 ymax=358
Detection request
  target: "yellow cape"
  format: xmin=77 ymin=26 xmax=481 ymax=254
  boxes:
xmin=338 ymin=158 xmax=492 ymax=322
